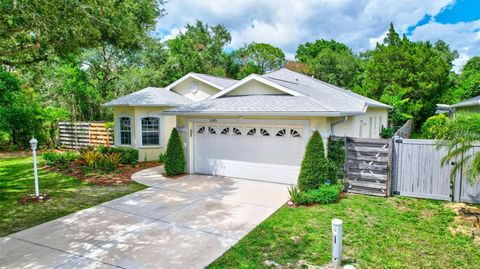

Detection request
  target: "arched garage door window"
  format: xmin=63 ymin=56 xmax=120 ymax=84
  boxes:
xmin=141 ymin=117 xmax=160 ymax=145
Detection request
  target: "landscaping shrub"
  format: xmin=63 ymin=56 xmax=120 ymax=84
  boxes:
xmin=98 ymin=145 xmax=138 ymax=165
xmin=294 ymin=183 xmax=342 ymax=205
xmin=328 ymin=137 xmax=345 ymax=179
xmin=164 ymin=128 xmax=186 ymax=176
xmin=80 ymin=150 xmax=101 ymax=168
xmin=288 ymin=185 xmax=302 ymax=204
xmin=298 ymin=131 xmax=338 ymax=191
xmin=421 ymin=114 xmax=451 ymax=139
xmin=159 ymin=153 xmax=167 ymax=163
xmin=380 ymin=126 xmax=395 ymax=138
xmin=42 ymin=151 xmax=77 ymax=166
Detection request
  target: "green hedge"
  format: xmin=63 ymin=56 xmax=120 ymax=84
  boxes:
xmin=327 ymin=137 xmax=345 ymax=179
xmin=98 ymin=146 xmax=138 ymax=165
xmin=289 ymin=183 xmax=342 ymax=205
xmin=297 ymin=131 xmax=338 ymax=191
xmin=42 ymin=151 xmax=77 ymax=166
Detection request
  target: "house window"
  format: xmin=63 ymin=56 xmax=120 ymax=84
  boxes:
xmin=197 ymin=126 xmax=205 ymax=134
xmin=232 ymin=127 xmax=242 ymax=135
xmin=290 ymin=129 xmax=302 ymax=138
xmin=247 ymin=128 xmax=256 ymax=136
xmin=141 ymin=117 xmax=160 ymax=145
xmin=221 ymin=127 xmax=230 ymax=135
xmin=276 ymin=129 xmax=286 ymax=137
xmin=208 ymin=126 xmax=216 ymax=134
xmin=260 ymin=128 xmax=270 ymax=136
xmin=119 ymin=117 xmax=132 ymax=145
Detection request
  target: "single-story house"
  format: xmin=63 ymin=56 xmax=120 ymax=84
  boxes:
xmin=436 ymin=95 xmax=480 ymax=116
xmin=104 ymin=68 xmax=391 ymax=184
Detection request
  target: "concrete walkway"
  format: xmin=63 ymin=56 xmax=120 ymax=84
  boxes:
xmin=1 ymin=166 xmax=288 ymax=269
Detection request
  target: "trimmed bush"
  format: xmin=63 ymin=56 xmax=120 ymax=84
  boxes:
xmin=328 ymin=137 xmax=345 ymax=179
xmin=42 ymin=151 xmax=77 ymax=166
xmin=298 ymin=131 xmax=338 ymax=191
xmin=164 ymin=128 xmax=186 ymax=176
xmin=421 ymin=114 xmax=450 ymax=139
xmin=98 ymin=145 xmax=138 ymax=165
xmin=294 ymin=183 xmax=342 ymax=205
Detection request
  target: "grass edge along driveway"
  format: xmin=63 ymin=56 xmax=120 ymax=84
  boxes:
xmin=0 ymin=156 xmax=146 ymax=236
xmin=208 ymin=195 xmax=480 ymax=269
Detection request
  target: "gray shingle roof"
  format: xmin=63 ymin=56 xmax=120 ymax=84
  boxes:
xmin=451 ymin=95 xmax=480 ymax=108
xmin=103 ymin=87 xmax=192 ymax=107
xmin=192 ymin=73 xmax=238 ymax=88
xmin=162 ymin=95 xmax=362 ymax=116
xmin=262 ymin=68 xmax=391 ymax=111
xmin=165 ymin=68 xmax=391 ymax=115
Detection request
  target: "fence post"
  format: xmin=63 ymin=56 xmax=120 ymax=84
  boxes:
xmin=452 ymin=151 xmax=463 ymax=202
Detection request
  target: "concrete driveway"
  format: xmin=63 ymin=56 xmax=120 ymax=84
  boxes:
xmin=0 ymin=166 xmax=288 ymax=269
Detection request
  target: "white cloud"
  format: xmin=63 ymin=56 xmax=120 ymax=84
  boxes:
xmin=410 ymin=20 xmax=480 ymax=72
xmin=155 ymin=0 xmax=478 ymax=69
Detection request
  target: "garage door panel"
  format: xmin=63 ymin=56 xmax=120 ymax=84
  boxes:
xmin=194 ymin=122 xmax=306 ymax=184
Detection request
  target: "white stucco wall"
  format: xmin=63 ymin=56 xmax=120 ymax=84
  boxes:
xmin=330 ymin=107 xmax=388 ymax=138
xmin=112 ymin=106 xmax=177 ymax=161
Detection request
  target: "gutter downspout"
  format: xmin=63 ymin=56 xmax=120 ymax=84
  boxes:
xmin=330 ymin=116 xmax=348 ymax=136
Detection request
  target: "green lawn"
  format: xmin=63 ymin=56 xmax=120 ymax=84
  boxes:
xmin=0 ymin=156 xmax=146 ymax=236
xmin=208 ymin=195 xmax=480 ymax=269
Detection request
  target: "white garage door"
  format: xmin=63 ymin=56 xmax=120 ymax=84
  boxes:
xmin=193 ymin=122 xmax=307 ymax=184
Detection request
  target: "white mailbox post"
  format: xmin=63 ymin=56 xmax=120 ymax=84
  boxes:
xmin=29 ymin=137 xmax=39 ymax=197
xmin=332 ymin=218 xmax=343 ymax=267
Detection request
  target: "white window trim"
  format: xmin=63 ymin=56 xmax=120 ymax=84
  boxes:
xmin=136 ymin=113 xmax=165 ymax=148
xmin=115 ymin=113 xmax=133 ymax=147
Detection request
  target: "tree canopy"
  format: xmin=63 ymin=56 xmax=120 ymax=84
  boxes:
xmin=0 ymin=0 xmax=164 ymax=66
xmin=361 ymin=24 xmax=457 ymax=126
xmin=233 ymin=42 xmax=285 ymax=78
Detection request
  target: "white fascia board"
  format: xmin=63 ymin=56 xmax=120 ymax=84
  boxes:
xmin=160 ymin=111 xmax=363 ymax=117
xmin=451 ymin=100 xmax=480 ymax=108
xmin=102 ymin=103 xmax=178 ymax=107
xmin=165 ymin=73 xmax=224 ymax=91
xmin=210 ymin=74 xmax=305 ymax=99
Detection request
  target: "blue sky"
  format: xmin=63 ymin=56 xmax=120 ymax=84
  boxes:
xmin=156 ymin=0 xmax=480 ymax=71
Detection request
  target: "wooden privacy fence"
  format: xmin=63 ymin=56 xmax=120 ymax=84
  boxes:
xmin=345 ymin=137 xmax=392 ymax=197
xmin=59 ymin=122 xmax=113 ymax=149
xmin=392 ymin=138 xmax=480 ymax=204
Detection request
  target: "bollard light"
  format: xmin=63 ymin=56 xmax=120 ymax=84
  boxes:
xmin=29 ymin=137 xmax=40 ymax=197
xmin=332 ymin=218 xmax=343 ymax=267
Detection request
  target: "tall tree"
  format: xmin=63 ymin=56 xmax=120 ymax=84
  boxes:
xmin=296 ymin=39 xmax=362 ymax=89
xmin=233 ymin=42 xmax=285 ymax=78
xmin=0 ymin=69 xmax=44 ymax=148
xmin=0 ymin=0 xmax=164 ymax=66
xmin=361 ymin=23 xmax=456 ymax=126
xmin=165 ymin=21 xmax=232 ymax=82
xmin=443 ymin=56 xmax=480 ymax=103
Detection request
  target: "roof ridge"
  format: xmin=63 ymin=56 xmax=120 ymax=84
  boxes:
xmin=192 ymin=72 xmax=238 ymax=82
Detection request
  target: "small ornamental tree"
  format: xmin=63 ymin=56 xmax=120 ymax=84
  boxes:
xmin=298 ymin=131 xmax=338 ymax=191
xmin=164 ymin=128 xmax=186 ymax=176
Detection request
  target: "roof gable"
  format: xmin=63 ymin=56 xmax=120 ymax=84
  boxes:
xmin=211 ymin=74 xmax=305 ymax=99
xmin=165 ymin=72 xmax=237 ymax=91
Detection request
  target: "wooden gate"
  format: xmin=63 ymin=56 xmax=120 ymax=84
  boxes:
xmin=345 ymin=137 xmax=392 ymax=196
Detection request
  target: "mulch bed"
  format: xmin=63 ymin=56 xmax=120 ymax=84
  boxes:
xmin=42 ymin=161 xmax=161 ymax=186
xmin=18 ymin=193 xmax=50 ymax=204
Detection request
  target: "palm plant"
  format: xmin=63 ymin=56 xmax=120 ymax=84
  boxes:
xmin=438 ymin=112 xmax=480 ymax=184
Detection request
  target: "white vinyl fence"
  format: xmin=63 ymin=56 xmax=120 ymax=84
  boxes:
xmin=392 ymin=138 xmax=480 ymax=204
